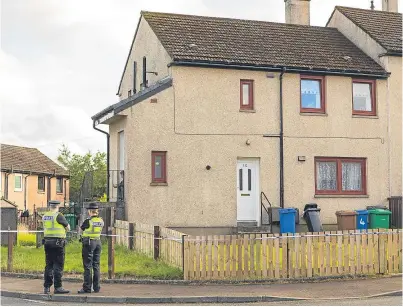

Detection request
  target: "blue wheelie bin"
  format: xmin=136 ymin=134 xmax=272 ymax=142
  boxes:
xmin=355 ymin=210 xmax=369 ymax=230
xmin=279 ymin=208 xmax=296 ymax=234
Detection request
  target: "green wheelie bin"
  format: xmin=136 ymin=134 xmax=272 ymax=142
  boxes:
xmin=368 ymin=209 xmax=391 ymax=229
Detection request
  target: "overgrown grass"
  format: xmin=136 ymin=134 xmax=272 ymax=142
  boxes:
xmin=1 ymin=240 xmax=182 ymax=280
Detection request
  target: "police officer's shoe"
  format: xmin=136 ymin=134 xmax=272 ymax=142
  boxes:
xmin=77 ymin=289 xmax=91 ymax=294
xmin=93 ymin=288 xmax=100 ymax=293
xmin=54 ymin=287 xmax=70 ymax=294
xmin=43 ymin=287 xmax=50 ymax=294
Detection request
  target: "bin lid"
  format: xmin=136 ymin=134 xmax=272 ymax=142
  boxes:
xmin=279 ymin=208 xmax=296 ymax=214
xmin=355 ymin=209 xmax=368 ymax=215
xmin=336 ymin=210 xmax=357 ymax=216
xmin=368 ymin=209 xmax=392 ymax=215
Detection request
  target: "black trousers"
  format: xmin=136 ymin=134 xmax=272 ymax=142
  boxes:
xmin=44 ymin=239 xmax=66 ymax=288
xmin=82 ymin=238 xmax=102 ymax=292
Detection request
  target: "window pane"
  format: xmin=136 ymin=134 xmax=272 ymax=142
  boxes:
xmin=248 ymin=169 xmax=251 ymax=191
xmin=353 ymin=83 xmax=372 ymax=111
xmin=56 ymin=178 xmax=63 ymax=193
xmin=15 ymin=176 xmax=21 ymax=189
xmin=301 ymin=80 xmax=321 ymax=109
xmin=342 ymin=162 xmax=362 ymax=191
xmin=316 ymin=162 xmax=337 ymax=190
xmin=239 ymin=169 xmax=243 ymax=191
xmin=154 ymin=156 xmax=162 ymax=178
xmin=38 ymin=177 xmax=44 ymax=191
xmin=242 ymin=83 xmax=250 ymax=106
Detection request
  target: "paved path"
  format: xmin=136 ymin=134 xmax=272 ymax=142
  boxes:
xmin=1 ymin=276 xmax=401 ymax=304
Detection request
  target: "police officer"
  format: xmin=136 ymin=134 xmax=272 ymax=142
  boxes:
xmin=78 ymin=202 xmax=104 ymax=294
xmin=42 ymin=200 xmax=70 ymax=294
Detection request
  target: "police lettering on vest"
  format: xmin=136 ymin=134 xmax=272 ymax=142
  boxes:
xmin=43 ymin=212 xmax=66 ymax=238
xmin=82 ymin=217 xmax=104 ymax=239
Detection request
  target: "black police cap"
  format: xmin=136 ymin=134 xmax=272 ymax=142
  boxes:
xmin=87 ymin=202 xmax=99 ymax=210
xmin=48 ymin=200 xmax=61 ymax=207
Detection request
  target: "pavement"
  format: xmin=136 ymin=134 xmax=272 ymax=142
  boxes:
xmin=0 ymin=275 xmax=402 ymax=304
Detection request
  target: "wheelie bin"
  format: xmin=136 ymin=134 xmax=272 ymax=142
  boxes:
xmin=303 ymin=204 xmax=323 ymax=232
xmin=368 ymin=209 xmax=391 ymax=229
xmin=279 ymin=208 xmax=296 ymax=234
xmin=355 ymin=210 xmax=369 ymax=230
xmin=336 ymin=211 xmax=357 ymax=230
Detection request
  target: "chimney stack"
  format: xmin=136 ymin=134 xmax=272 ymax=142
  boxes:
xmin=382 ymin=0 xmax=398 ymax=12
xmin=285 ymin=0 xmax=311 ymax=26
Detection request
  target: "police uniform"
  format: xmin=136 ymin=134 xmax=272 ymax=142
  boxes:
xmin=79 ymin=203 xmax=104 ymax=293
xmin=42 ymin=201 xmax=70 ymax=294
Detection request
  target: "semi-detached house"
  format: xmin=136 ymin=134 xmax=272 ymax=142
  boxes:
xmin=92 ymin=0 xmax=402 ymax=234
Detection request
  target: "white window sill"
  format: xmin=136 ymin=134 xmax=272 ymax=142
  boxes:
xmin=315 ymin=194 xmax=369 ymax=198
xmin=239 ymin=109 xmax=256 ymax=113
xmin=14 ymin=189 xmax=23 ymax=192
xmin=300 ymin=112 xmax=328 ymax=116
xmin=150 ymin=182 xmax=168 ymax=186
xmin=352 ymin=115 xmax=378 ymax=119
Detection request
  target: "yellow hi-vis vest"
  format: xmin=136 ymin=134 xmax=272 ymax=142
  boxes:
xmin=82 ymin=217 xmax=104 ymax=239
xmin=43 ymin=211 xmax=66 ymax=238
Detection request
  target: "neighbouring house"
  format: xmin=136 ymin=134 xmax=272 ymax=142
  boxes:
xmin=92 ymin=0 xmax=402 ymax=233
xmin=0 ymin=144 xmax=70 ymax=212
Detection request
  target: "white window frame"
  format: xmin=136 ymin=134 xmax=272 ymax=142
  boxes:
xmin=14 ymin=174 xmax=23 ymax=192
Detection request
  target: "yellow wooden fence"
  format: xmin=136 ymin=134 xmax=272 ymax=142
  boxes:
xmin=183 ymin=229 xmax=402 ymax=280
xmin=114 ymin=220 xmax=185 ymax=267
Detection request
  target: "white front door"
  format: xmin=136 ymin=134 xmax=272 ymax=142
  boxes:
xmin=237 ymin=159 xmax=259 ymax=223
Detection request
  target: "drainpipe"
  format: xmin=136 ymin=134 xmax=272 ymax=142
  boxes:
xmin=93 ymin=120 xmax=110 ymax=202
xmin=4 ymin=173 xmax=10 ymax=200
xmin=23 ymin=174 xmax=30 ymax=211
xmin=279 ymin=68 xmax=286 ymax=208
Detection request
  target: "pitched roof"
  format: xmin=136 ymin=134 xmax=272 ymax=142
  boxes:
xmin=142 ymin=11 xmax=388 ymax=76
xmin=0 ymin=144 xmax=69 ymax=176
xmin=0 ymin=198 xmax=17 ymax=208
xmin=335 ymin=6 xmax=402 ymax=54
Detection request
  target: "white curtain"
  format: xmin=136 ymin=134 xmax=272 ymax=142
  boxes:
xmin=317 ymin=162 xmax=337 ymax=190
xmin=353 ymin=83 xmax=372 ymax=111
xmin=301 ymin=80 xmax=321 ymax=108
xmin=342 ymin=162 xmax=362 ymax=191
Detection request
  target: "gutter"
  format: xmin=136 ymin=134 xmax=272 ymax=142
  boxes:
xmin=169 ymin=61 xmax=390 ymax=79
xmin=379 ymin=51 xmax=402 ymax=57
xmin=93 ymin=121 xmax=110 ymax=202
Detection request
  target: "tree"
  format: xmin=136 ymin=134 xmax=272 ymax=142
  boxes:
xmin=57 ymin=144 xmax=107 ymax=203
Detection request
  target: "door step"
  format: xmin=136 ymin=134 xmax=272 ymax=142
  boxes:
xmin=237 ymin=225 xmax=272 ymax=233
xmin=237 ymin=221 xmax=258 ymax=228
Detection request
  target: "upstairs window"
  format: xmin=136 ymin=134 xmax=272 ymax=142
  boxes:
xmin=300 ymin=75 xmax=325 ymax=113
xmin=38 ymin=176 xmax=45 ymax=192
xmin=14 ymin=174 xmax=22 ymax=192
xmin=152 ymin=151 xmax=167 ymax=183
xmin=352 ymin=79 xmax=376 ymax=116
xmin=240 ymin=80 xmax=254 ymax=110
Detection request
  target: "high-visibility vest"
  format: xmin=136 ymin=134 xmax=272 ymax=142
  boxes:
xmin=82 ymin=217 xmax=104 ymax=239
xmin=43 ymin=211 xmax=66 ymax=238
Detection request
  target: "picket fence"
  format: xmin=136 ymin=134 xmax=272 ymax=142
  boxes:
xmin=113 ymin=221 xmax=402 ymax=281
xmin=114 ymin=220 xmax=184 ymax=268
xmin=183 ymin=229 xmax=402 ymax=280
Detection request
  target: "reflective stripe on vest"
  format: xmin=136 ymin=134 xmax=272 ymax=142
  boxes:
xmin=82 ymin=217 xmax=104 ymax=239
xmin=43 ymin=211 xmax=66 ymax=238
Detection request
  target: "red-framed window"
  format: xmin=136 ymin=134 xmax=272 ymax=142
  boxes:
xmin=151 ymin=151 xmax=167 ymax=183
xmin=240 ymin=80 xmax=254 ymax=110
xmin=352 ymin=79 xmax=376 ymax=116
xmin=315 ymin=157 xmax=367 ymax=195
xmin=300 ymin=75 xmax=326 ymax=113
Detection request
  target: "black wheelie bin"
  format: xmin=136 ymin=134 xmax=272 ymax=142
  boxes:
xmin=303 ymin=204 xmax=324 ymax=232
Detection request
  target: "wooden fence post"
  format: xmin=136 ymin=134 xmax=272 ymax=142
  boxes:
xmin=154 ymin=226 xmax=160 ymax=260
xmin=7 ymin=227 xmax=13 ymax=271
xmin=129 ymin=223 xmax=134 ymax=250
xmin=108 ymin=227 xmax=115 ymax=279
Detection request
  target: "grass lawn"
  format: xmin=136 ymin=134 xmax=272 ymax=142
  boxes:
xmin=1 ymin=240 xmax=182 ymax=280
